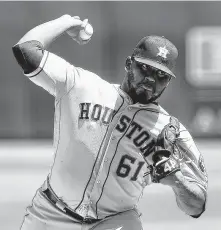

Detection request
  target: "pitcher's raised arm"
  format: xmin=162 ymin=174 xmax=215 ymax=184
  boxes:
xmin=12 ymin=15 xmax=90 ymax=98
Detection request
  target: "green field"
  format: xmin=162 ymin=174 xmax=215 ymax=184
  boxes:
xmin=0 ymin=140 xmax=220 ymax=230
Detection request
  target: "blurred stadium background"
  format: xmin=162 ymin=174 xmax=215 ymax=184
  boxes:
xmin=1 ymin=1 xmax=221 ymax=230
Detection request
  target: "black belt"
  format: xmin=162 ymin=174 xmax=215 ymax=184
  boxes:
xmin=43 ymin=188 xmax=100 ymax=224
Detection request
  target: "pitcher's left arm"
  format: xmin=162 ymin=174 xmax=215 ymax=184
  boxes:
xmin=152 ymin=117 xmax=208 ymax=218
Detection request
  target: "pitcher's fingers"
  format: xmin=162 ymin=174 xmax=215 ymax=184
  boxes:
xmin=81 ymin=19 xmax=88 ymax=28
xmin=73 ymin=16 xmax=80 ymax=20
xmin=72 ymin=18 xmax=83 ymax=26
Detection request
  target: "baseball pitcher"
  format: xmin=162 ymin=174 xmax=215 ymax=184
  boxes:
xmin=12 ymin=15 xmax=208 ymax=230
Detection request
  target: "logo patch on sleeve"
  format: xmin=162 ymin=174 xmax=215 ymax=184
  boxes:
xmin=199 ymin=155 xmax=206 ymax=173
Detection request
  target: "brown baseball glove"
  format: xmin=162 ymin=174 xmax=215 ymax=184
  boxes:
xmin=152 ymin=116 xmax=181 ymax=183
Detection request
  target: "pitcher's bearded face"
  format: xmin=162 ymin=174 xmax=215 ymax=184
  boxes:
xmin=127 ymin=60 xmax=171 ymax=103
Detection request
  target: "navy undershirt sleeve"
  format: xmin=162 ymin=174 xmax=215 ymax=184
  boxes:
xmin=190 ymin=202 xmax=206 ymax=218
xmin=12 ymin=40 xmax=44 ymax=74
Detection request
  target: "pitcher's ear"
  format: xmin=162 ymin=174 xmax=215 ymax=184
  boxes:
xmin=125 ymin=56 xmax=132 ymax=71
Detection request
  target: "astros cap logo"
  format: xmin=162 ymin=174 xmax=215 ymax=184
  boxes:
xmin=157 ymin=46 xmax=170 ymax=59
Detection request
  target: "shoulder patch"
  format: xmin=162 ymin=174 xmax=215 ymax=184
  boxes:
xmin=199 ymin=155 xmax=206 ymax=174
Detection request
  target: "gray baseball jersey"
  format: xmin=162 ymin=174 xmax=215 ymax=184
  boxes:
xmin=25 ymin=50 xmax=208 ymax=219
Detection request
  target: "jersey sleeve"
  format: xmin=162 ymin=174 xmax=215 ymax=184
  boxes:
xmin=25 ymin=50 xmax=79 ymax=99
xmin=177 ymin=123 xmax=208 ymax=196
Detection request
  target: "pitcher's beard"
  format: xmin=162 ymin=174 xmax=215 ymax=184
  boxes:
xmin=128 ymin=85 xmax=154 ymax=104
xmin=126 ymin=73 xmax=158 ymax=104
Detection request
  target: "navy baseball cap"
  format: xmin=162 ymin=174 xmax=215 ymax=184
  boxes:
xmin=132 ymin=35 xmax=178 ymax=78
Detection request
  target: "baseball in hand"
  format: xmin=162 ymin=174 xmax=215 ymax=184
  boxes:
xmin=79 ymin=23 xmax=93 ymax=41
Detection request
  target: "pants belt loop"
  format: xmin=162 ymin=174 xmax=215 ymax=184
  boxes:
xmin=55 ymin=200 xmax=67 ymax=212
xmin=43 ymin=176 xmax=68 ymax=212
